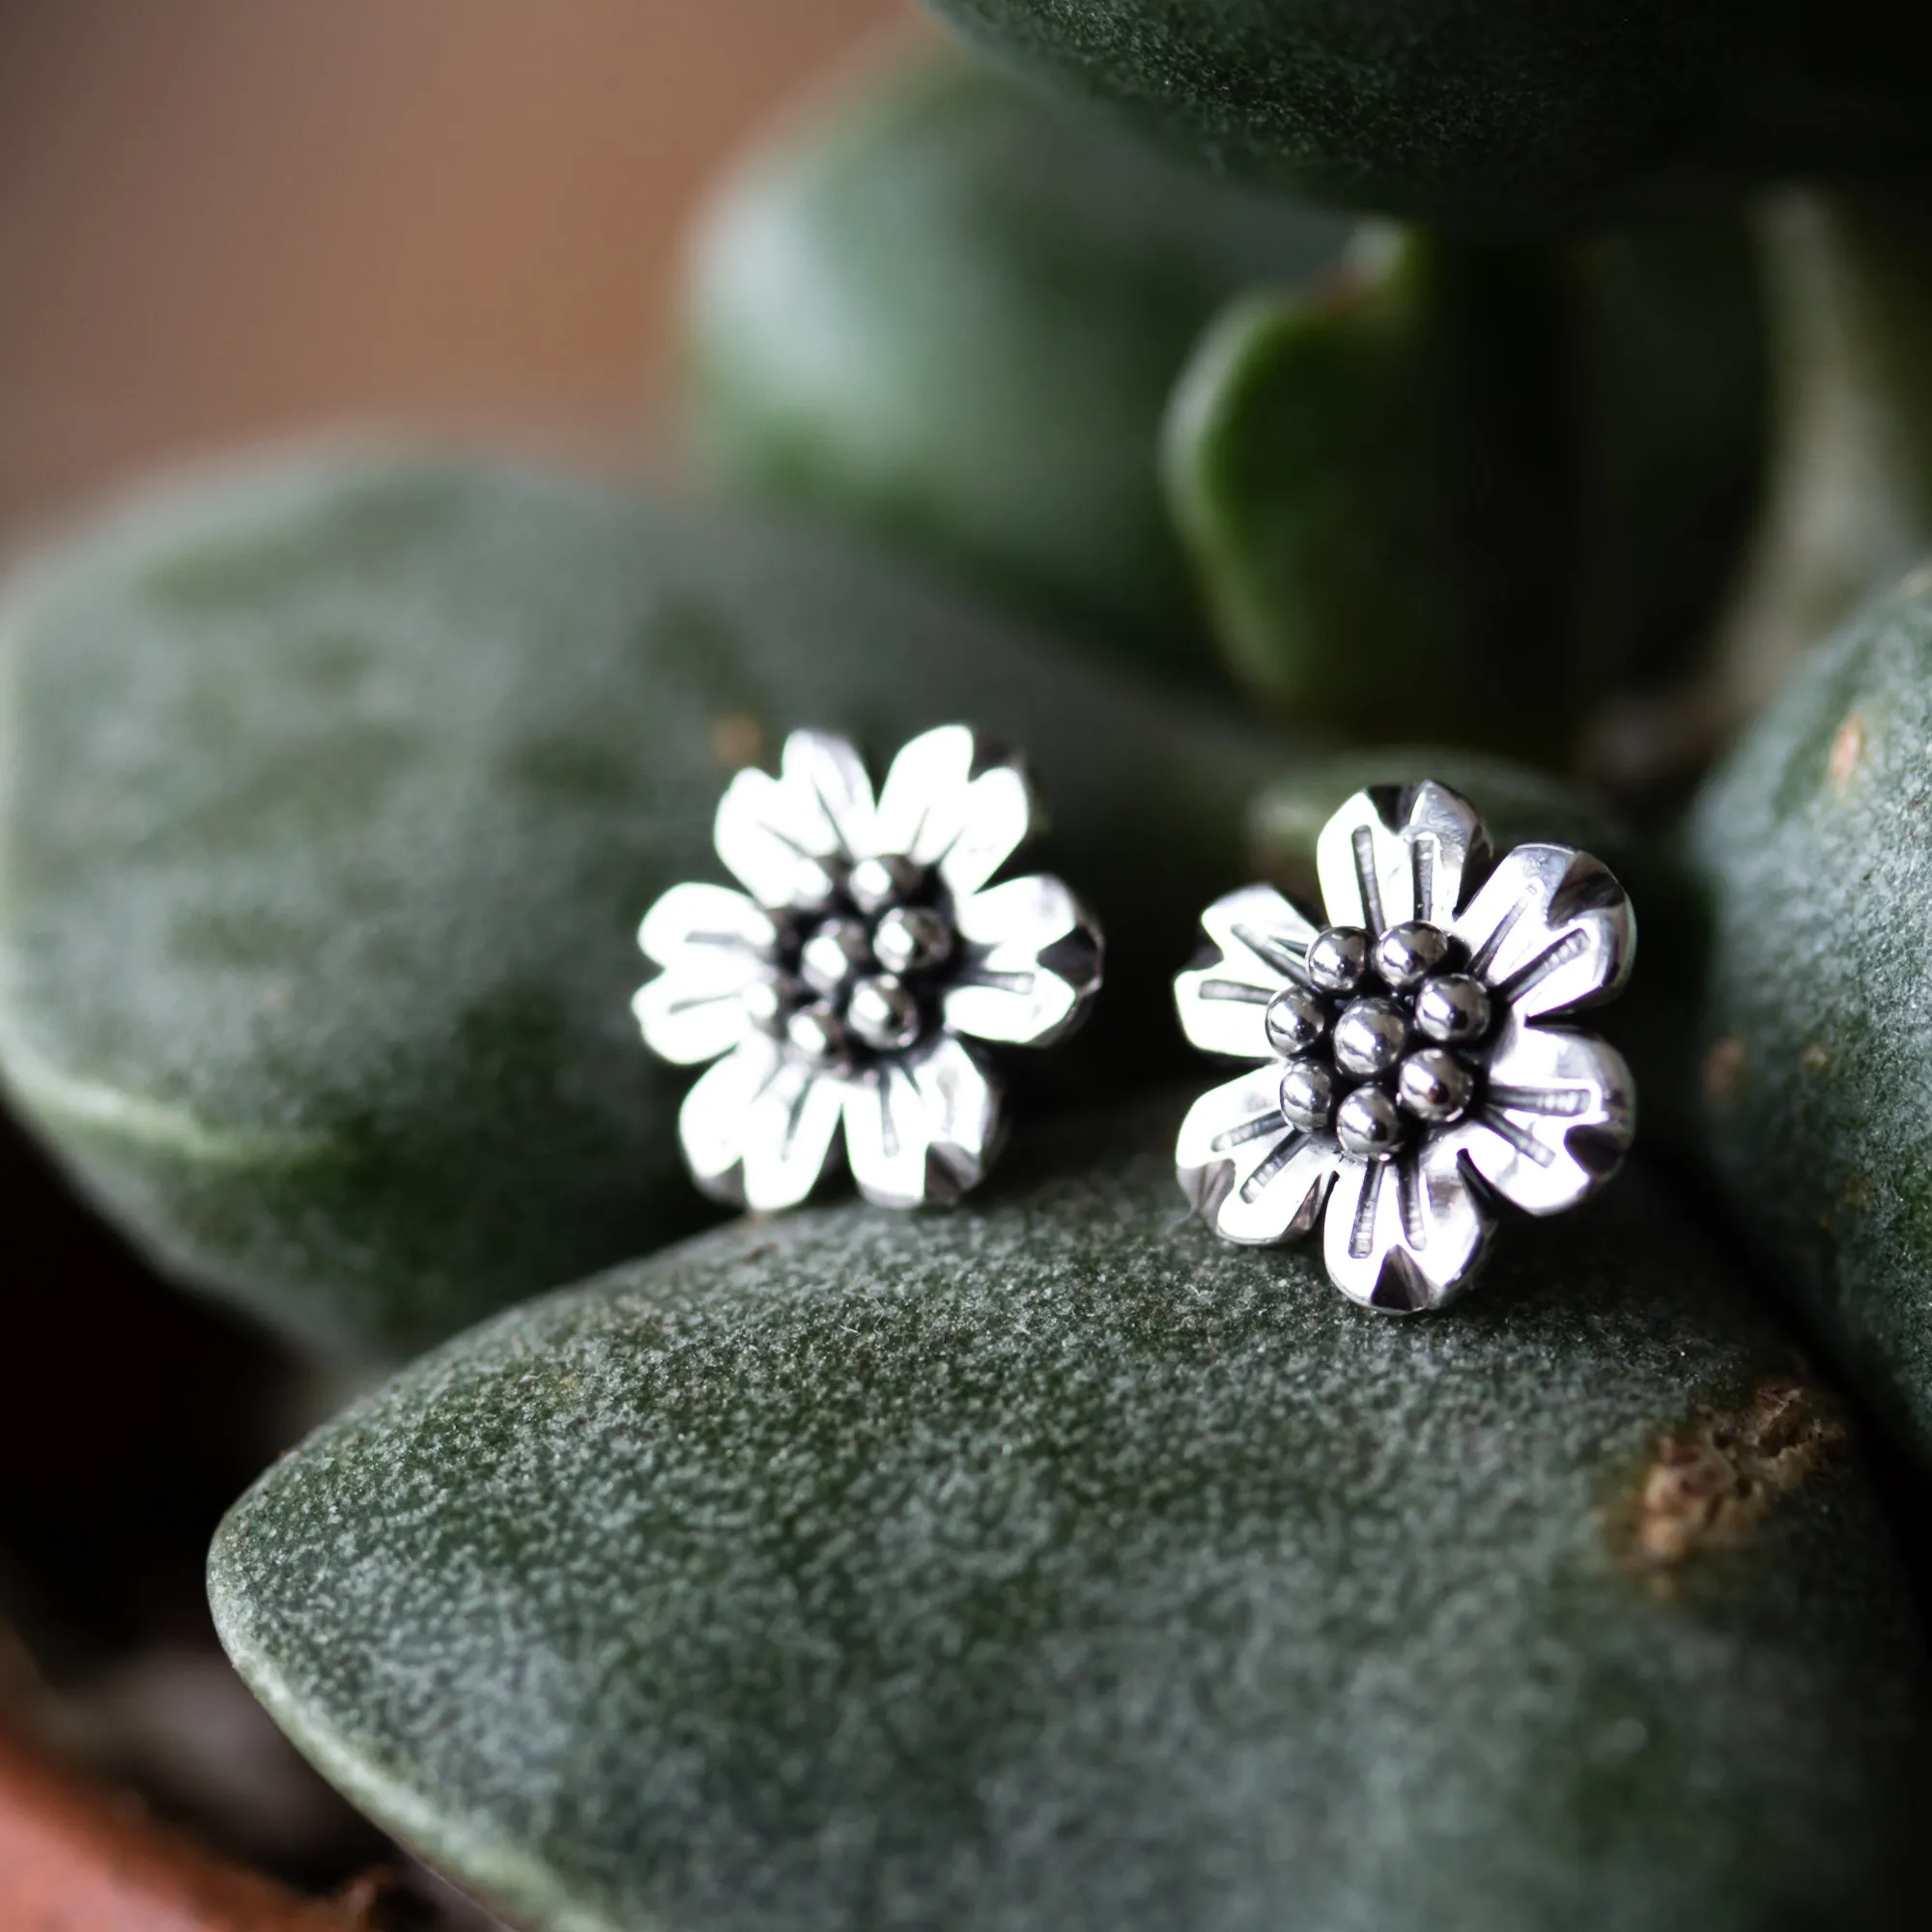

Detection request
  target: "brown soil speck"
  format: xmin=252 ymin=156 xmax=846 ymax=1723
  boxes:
xmin=1625 ymin=1379 xmax=1845 ymax=1577
xmin=710 ymin=713 xmax=766 ymax=771
xmin=1701 ymin=1037 xmax=1746 ymax=1108
xmin=1827 ymin=713 xmax=1866 ymax=792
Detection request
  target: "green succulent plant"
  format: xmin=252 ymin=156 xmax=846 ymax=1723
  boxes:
xmin=1690 ymin=565 xmax=1932 ymax=1467
xmin=0 ymin=451 xmax=1278 ymax=1357
xmin=687 ymin=50 xmax=1769 ymax=754
xmin=1164 ymin=221 xmax=1765 ymax=751
xmin=211 ymin=1108 xmax=1929 ymax=1932
xmin=687 ymin=53 xmax=1353 ymax=682
xmin=922 ymin=0 xmax=1932 ymax=236
xmin=3 ymin=1 xmax=1932 ymax=1926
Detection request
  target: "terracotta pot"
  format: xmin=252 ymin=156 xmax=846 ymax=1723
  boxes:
xmin=0 ymin=1728 xmax=355 ymax=1931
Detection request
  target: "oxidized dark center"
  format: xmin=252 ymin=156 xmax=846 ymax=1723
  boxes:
xmin=1268 ymin=920 xmax=1493 ymax=1158
xmin=758 ymin=853 xmax=957 ymax=1066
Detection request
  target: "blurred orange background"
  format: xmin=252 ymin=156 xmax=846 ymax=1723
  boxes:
xmin=0 ymin=0 xmax=908 ymax=536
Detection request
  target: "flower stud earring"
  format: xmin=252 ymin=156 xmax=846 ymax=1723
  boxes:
xmin=1174 ymin=781 xmax=1634 ymax=1311
xmin=636 ymin=724 xmax=1103 ymax=1210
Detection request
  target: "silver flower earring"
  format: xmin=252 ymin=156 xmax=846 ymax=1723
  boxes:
xmin=1174 ymin=781 xmax=1634 ymax=1311
xmin=637 ymin=724 xmax=1102 ymax=1211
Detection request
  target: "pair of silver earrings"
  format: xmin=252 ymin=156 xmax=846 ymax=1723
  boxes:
xmin=636 ymin=725 xmax=1634 ymax=1313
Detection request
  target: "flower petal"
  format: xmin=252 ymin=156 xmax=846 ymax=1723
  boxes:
xmin=872 ymin=724 xmax=1036 ymax=897
xmin=1449 ymin=843 xmax=1634 ymax=1021
xmin=1315 ymin=782 xmax=1492 ymax=933
xmin=1321 ymin=1138 xmax=1494 ymax=1313
xmin=780 ymin=728 xmax=877 ymax=860
xmin=633 ymin=969 xmax=755 ymax=1067
xmin=1174 ymin=884 xmax=1319 ymax=1061
xmin=714 ymin=728 xmax=878 ymax=911
xmin=633 ymin=883 xmax=778 ymax=1065
xmin=843 ymin=1034 xmax=1002 ymax=1207
xmin=945 ymin=875 xmax=1103 ymax=1047
xmin=638 ymin=880 xmax=778 ymax=967
xmin=1452 ymin=1014 xmax=1634 ymax=1215
xmin=1176 ymin=1064 xmax=1339 ymax=1244
xmin=713 ymin=766 xmax=840 ymax=911
xmin=677 ymin=1034 xmax=779 ymax=1204
xmin=678 ymin=1036 xmax=844 ymax=1210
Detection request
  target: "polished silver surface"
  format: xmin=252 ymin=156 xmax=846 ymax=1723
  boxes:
xmin=786 ymin=1001 xmax=848 ymax=1065
xmin=1331 ymin=996 xmax=1408 ymax=1079
xmin=637 ymin=724 xmax=1104 ymax=1211
xmin=1174 ymin=781 xmax=1635 ymax=1312
xmin=1371 ymin=920 xmax=1450 ymax=990
xmin=847 ymin=852 xmax=923 ymax=917
xmin=1413 ymin=971 xmax=1492 ymax=1045
xmin=1306 ymin=924 xmax=1369 ymax=995
xmin=1335 ymin=1084 xmax=1405 ymax=1157
xmin=1397 ymin=1045 xmax=1475 ymax=1123
xmin=1264 ymin=986 xmax=1330 ymax=1058
xmin=846 ymin=973 xmax=923 ymax=1054
xmin=799 ymin=916 xmax=871 ymax=998
xmin=872 ymin=903 xmax=954 ymax=977
xmin=1280 ymin=1060 xmax=1339 ymax=1133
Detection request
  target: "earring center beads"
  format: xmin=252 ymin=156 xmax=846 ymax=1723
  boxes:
xmin=770 ymin=856 xmax=960 ymax=1065
xmin=1268 ymin=921 xmax=1494 ymax=1159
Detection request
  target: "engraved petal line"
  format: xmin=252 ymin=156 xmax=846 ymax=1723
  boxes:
xmin=1240 ymin=1130 xmax=1313 ymax=1204
xmin=1465 ymin=899 xmax=1524 ymax=980
xmin=1398 ymin=1154 xmax=1427 ymax=1250
xmin=1493 ymin=928 xmax=1591 ymax=1006
xmin=1351 ymin=825 xmax=1386 ymax=934
xmin=1475 ymin=1107 xmax=1557 ymax=1168
xmin=1230 ymin=923 xmax=1311 ymax=982
xmin=1211 ymin=1110 xmax=1287 ymax=1154
xmin=1487 ymin=1082 xmax=1593 ymax=1118
xmin=1350 ymin=1157 xmax=1384 ymax=1259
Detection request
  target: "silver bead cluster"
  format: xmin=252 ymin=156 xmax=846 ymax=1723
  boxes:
xmin=760 ymin=853 xmax=958 ymax=1066
xmin=1267 ymin=919 xmax=1493 ymax=1159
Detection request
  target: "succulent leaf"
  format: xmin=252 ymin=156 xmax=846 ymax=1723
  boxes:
xmin=1690 ymin=562 xmax=1932 ymax=1466
xmin=210 ymin=1105 xmax=1928 ymax=1932
xmin=924 ymin=0 xmax=1932 ymax=235
xmin=0 ymin=452 xmax=1278 ymax=1355
xmin=1163 ymin=223 xmax=1766 ymax=753
xmin=686 ymin=53 xmax=1352 ymax=678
